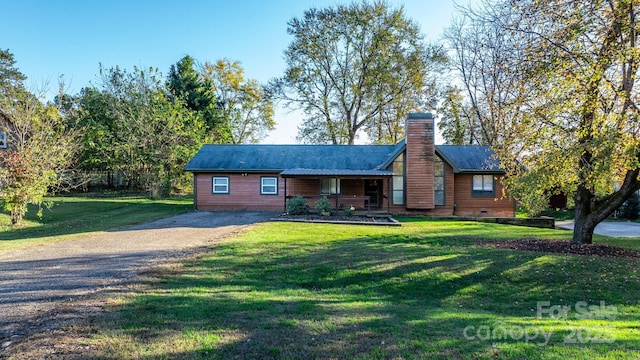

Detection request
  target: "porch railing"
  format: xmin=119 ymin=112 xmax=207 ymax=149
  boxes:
xmin=286 ymin=194 xmax=376 ymax=214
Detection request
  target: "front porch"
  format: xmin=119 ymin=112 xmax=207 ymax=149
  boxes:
xmin=280 ymin=172 xmax=393 ymax=215
xmin=284 ymin=194 xmax=390 ymax=214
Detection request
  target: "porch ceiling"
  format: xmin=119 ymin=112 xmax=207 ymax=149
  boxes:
xmin=280 ymin=168 xmax=394 ymax=177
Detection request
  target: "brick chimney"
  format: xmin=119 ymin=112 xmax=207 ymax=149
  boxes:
xmin=405 ymin=113 xmax=435 ymax=209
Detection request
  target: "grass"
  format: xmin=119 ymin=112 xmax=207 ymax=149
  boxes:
xmin=539 ymin=209 xmax=575 ymax=221
xmin=85 ymin=219 xmax=640 ymax=359
xmin=0 ymin=195 xmax=193 ymax=251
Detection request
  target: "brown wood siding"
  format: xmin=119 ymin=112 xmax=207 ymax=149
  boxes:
xmin=341 ymin=179 xmax=364 ymax=196
xmin=432 ymin=161 xmax=456 ymax=215
xmin=288 ymin=178 xmax=366 ymax=197
xmin=287 ymin=178 xmax=318 ymax=196
xmin=192 ymin=158 xmax=514 ymax=217
xmin=195 ymin=175 xmax=384 ymax=212
xmin=453 ymin=174 xmax=515 ymax=217
xmin=195 ymin=173 xmax=285 ymax=211
xmin=286 ymin=178 xmax=375 ymax=210
xmin=405 ymin=117 xmax=435 ymax=209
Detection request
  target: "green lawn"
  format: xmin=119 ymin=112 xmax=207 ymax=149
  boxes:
xmin=0 ymin=195 xmax=193 ymax=251
xmin=86 ymin=219 xmax=640 ymax=359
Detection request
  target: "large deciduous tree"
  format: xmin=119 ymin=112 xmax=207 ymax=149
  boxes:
xmin=272 ymin=1 xmax=444 ymax=144
xmin=454 ymin=0 xmax=640 ymax=244
xmin=0 ymin=50 xmax=79 ymax=224
xmin=202 ymin=59 xmax=275 ymax=144
xmin=440 ymin=14 xmax=528 ymax=147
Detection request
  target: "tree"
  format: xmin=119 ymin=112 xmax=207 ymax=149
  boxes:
xmin=272 ymin=1 xmax=444 ymax=144
xmin=76 ymin=65 xmax=206 ymax=195
xmin=0 ymin=50 xmax=79 ymax=225
xmin=0 ymin=49 xmax=25 ymax=126
xmin=74 ymin=87 xmax=119 ymax=174
xmin=440 ymin=12 xmax=529 ymax=147
xmin=437 ymin=85 xmax=477 ymax=145
xmin=201 ymin=59 xmax=275 ymax=144
xmin=167 ymin=55 xmax=225 ymax=142
xmin=458 ymin=0 xmax=640 ymax=244
xmin=0 ymin=89 xmax=79 ymax=225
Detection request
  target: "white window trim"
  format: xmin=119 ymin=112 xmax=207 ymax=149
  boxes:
xmin=212 ymin=177 xmax=229 ymax=194
xmin=261 ymin=177 xmax=278 ymax=195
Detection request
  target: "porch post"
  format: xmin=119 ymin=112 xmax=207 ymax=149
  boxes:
xmin=283 ymin=177 xmax=287 ymax=213
xmin=387 ymin=177 xmax=390 ymax=214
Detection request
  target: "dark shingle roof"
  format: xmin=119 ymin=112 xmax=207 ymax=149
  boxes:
xmin=184 ymin=144 xmax=401 ymax=173
xmin=280 ymin=169 xmax=394 ymax=177
xmin=184 ymin=142 xmax=503 ymax=175
xmin=435 ymin=145 xmax=503 ymax=173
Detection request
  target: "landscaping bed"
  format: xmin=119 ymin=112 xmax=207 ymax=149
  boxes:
xmin=272 ymin=213 xmax=400 ymax=226
xmin=479 ymin=238 xmax=640 ymax=258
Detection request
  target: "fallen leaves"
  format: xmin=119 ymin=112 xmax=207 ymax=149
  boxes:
xmin=483 ymin=238 xmax=640 ymax=258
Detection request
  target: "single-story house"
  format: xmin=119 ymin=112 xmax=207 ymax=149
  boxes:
xmin=184 ymin=113 xmax=515 ymax=217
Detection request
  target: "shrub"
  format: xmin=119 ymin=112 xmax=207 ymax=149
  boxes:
xmin=315 ymin=196 xmax=334 ymax=216
xmin=343 ymin=204 xmax=356 ymax=217
xmin=618 ymin=192 xmax=640 ymax=220
xmin=286 ymin=195 xmax=309 ymax=215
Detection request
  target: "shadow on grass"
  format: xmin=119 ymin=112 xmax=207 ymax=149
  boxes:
xmin=87 ymin=232 xmax=640 ymax=359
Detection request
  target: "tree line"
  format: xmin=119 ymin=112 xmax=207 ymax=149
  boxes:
xmin=0 ymin=53 xmax=275 ymax=224
xmin=2 ymin=0 xmax=640 ymax=245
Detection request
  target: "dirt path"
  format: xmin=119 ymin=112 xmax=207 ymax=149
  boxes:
xmin=0 ymin=210 xmax=277 ymax=356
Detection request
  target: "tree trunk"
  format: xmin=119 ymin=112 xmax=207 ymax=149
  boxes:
xmin=572 ymin=202 xmax=596 ymax=244
xmin=10 ymin=209 xmax=22 ymax=225
xmin=572 ymin=170 xmax=640 ymax=244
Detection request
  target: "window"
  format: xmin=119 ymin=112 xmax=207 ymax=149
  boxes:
xmin=212 ymin=177 xmax=229 ymax=194
xmin=320 ymin=178 xmax=341 ymax=195
xmin=434 ymin=156 xmax=445 ymax=206
xmin=472 ymin=175 xmax=494 ymax=197
xmin=0 ymin=133 xmax=6 ymax=149
xmin=392 ymin=153 xmax=404 ymax=205
xmin=261 ymin=177 xmax=278 ymax=195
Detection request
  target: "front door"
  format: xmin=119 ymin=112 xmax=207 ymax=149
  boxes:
xmin=364 ymin=180 xmax=382 ymax=209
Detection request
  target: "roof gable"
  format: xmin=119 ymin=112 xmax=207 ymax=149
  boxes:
xmin=435 ymin=145 xmax=503 ymax=173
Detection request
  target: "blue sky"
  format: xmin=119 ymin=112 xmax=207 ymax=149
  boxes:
xmin=2 ymin=0 xmax=467 ymax=143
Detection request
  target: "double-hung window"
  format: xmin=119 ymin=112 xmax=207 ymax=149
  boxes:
xmin=472 ymin=175 xmax=494 ymax=197
xmin=261 ymin=177 xmax=278 ymax=195
xmin=212 ymin=177 xmax=229 ymax=194
xmin=0 ymin=133 xmax=6 ymax=148
xmin=320 ymin=178 xmax=341 ymax=195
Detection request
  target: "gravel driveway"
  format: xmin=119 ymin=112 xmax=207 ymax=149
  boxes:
xmin=0 ymin=210 xmax=277 ymax=353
